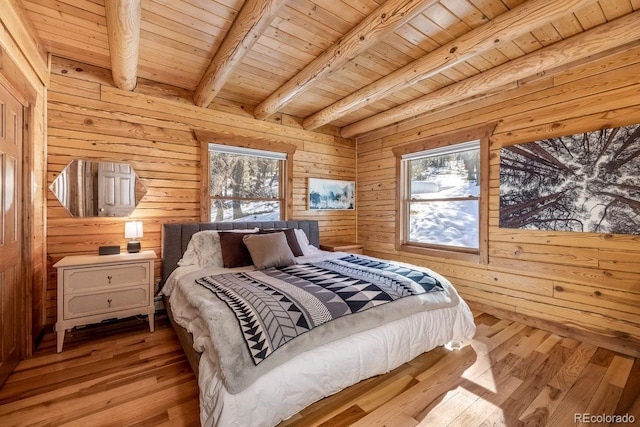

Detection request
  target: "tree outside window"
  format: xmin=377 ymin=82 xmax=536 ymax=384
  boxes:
xmin=403 ymin=141 xmax=480 ymax=252
xmin=208 ymin=144 xmax=285 ymax=222
xmin=406 ymin=143 xmax=480 ymax=250
xmin=393 ymin=125 xmax=492 ymax=264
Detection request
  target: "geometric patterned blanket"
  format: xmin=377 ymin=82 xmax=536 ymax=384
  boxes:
xmin=195 ymin=255 xmax=443 ymax=365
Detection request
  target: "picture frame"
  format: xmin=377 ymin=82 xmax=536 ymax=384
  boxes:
xmin=308 ymin=178 xmax=355 ymax=210
xmin=499 ymin=123 xmax=640 ymax=235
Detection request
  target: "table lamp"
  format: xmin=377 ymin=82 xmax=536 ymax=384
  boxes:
xmin=124 ymin=221 xmax=143 ymax=253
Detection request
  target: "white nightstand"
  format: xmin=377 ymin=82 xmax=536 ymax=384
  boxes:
xmin=53 ymin=250 xmax=156 ymax=352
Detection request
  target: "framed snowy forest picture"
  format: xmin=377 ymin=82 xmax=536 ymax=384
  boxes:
xmin=308 ymin=178 xmax=355 ymax=210
xmin=499 ymin=123 xmax=640 ymax=235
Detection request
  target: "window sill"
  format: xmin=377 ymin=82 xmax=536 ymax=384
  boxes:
xmin=399 ymin=244 xmax=481 ymax=264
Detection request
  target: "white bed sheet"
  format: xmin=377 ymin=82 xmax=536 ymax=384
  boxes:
xmin=163 ymin=252 xmax=476 ymax=427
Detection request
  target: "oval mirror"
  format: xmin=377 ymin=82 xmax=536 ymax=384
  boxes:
xmin=49 ymin=160 xmax=147 ymax=217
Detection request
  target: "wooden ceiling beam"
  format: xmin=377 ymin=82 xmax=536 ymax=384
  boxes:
xmin=105 ymin=0 xmax=141 ymax=91
xmin=340 ymin=10 xmax=640 ymax=139
xmin=303 ymin=0 xmax=597 ymax=131
xmin=193 ymin=0 xmax=288 ymax=108
xmin=252 ymin=0 xmax=440 ymax=121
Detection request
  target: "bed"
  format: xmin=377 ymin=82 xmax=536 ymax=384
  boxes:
xmin=160 ymin=220 xmax=476 ymax=427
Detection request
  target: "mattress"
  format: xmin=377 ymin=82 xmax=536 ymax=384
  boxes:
xmin=161 ymin=251 xmax=476 ymax=427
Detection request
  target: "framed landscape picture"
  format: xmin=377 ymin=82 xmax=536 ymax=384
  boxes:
xmin=308 ymin=178 xmax=355 ymax=210
xmin=499 ymin=123 xmax=640 ymax=235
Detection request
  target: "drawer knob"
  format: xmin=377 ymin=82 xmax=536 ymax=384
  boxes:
xmin=107 ymin=298 xmax=112 ymax=307
xmin=107 ymin=275 xmax=112 ymax=284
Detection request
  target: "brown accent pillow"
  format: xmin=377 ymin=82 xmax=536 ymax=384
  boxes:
xmin=218 ymin=232 xmax=255 ymax=268
xmin=258 ymin=228 xmax=304 ymax=257
xmin=243 ymin=232 xmax=295 ymax=269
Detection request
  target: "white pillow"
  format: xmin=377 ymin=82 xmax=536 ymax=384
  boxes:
xmin=177 ymin=230 xmax=223 ymax=268
xmin=294 ymin=228 xmax=320 ymax=255
xmin=178 ymin=228 xmax=259 ymax=268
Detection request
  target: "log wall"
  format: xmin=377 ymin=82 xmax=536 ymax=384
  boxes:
xmin=46 ymin=57 xmax=356 ymax=326
xmin=356 ymin=43 xmax=640 ymax=357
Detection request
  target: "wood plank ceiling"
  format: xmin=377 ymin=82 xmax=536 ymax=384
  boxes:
xmin=20 ymin=0 xmax=640 ymax=138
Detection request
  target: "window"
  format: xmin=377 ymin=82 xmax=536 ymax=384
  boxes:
xmin=393 ymin=126 xmax=491 ymax=263
xmin=403 ymin=140 xmax=480 ymax=249
xmin=207 ymin=143 xmax=286 ymax=222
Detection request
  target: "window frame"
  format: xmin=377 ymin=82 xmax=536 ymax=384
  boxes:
xmin=195 ymin=131 xmax=297 ymax=222
xmin=392 ymin=125 xmax=493 ymax=264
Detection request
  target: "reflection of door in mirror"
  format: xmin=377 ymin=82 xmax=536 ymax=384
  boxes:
xmin=98 ymin=162 xmax=136 ymax=217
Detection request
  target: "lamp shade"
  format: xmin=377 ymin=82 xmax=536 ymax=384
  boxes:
xmin=124 ymin=221 xmax=143 ymax=239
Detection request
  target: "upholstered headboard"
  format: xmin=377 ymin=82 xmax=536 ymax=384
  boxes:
xmin=161 ymin=220 xmax=319 ymax=284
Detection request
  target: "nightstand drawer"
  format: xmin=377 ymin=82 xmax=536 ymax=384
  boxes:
xmin=64 ymin=262 xmax=150 ymax=293
xmin=64 ymin=286 xmax=150 ymax=319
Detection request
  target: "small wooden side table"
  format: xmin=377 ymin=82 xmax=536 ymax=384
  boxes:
xmin=319 ymin=242 xmax=364 ymax=255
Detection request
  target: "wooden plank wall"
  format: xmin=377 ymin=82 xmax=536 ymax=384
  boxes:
xmin=356 ymin=43 xmax=640 ymax=358
xmin=26 ymin=87 xmax=47 ymax=351
xmin=45 ymin=57 xmax=356 ymax=326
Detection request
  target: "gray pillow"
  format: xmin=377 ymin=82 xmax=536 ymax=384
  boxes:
xmin=243 ymin=232 xmax=295 ymax=269
xmin=258 ymin=228 xmax=304 ymax=257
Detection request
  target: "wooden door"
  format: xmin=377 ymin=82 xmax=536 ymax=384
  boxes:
xmin=0 ymin=82 xmax=24 ymax=386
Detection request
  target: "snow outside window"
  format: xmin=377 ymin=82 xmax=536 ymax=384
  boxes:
xmin=402 ymin=141 xmax=481 ymax=253
xmin=208 ymin=144 xmax=285 ymax=222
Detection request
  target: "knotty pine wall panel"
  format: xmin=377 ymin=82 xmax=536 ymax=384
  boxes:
xmin=357 ymin=43 xmax=640 ymax=357
xmin=46 ymin=57 xmax=356 ymax=326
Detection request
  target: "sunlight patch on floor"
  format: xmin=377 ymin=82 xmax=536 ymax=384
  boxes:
xmin=433 ymin=339 xmax=516 ymax=426
xmin=462 ymin=340 xmax=496 ymax=392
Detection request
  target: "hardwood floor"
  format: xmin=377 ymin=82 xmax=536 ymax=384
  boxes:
xmin=0 ymin=315 xmax=200 ymax=426
xmin=0 ymin=311 xmax=638 ymax=426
